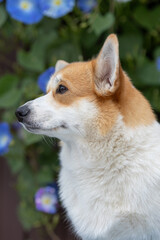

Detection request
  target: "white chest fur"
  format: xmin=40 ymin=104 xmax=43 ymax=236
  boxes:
xmin=58 ymin=119 xmax=160 ymax=240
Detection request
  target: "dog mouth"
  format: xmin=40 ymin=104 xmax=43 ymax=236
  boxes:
xmin=24 ymin=124 xmax=53 ymax=132
xmin=26 ymin=126 xmax=42 ymax=131
xmin=21 ymin=122 xmax=68 ymax=133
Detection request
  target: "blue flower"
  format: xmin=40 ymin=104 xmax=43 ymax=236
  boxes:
xmin=6 ymin=0 xmax=43 ymax=24
xmin=77 ymin=0 xmax=97 ymax=13
xmin=39 ymin=0 xmax=75 ymax=19
xmin=156 ymin=57 xmax=160 ymax=72
xmin=35 ymin=185 xmax=59 ymax=214
xmin=0 ymin=123 xmax=12 ymax=155
xmin=38 ymin=67 xmax=55 ymax=93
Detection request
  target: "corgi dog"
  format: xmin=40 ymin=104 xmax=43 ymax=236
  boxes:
xmin=15 ymin=34 xmax=160 ymax=240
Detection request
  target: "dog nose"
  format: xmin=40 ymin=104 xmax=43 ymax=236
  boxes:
xmin=15 ymin=105 xmax=30 ymax=122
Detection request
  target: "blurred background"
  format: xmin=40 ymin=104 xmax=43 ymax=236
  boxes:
xmin=0 ymin=0 xmax=160 ymax=239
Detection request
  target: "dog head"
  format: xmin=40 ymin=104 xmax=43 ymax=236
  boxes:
xmin=15 ymin=34 xmax=155 ymax=141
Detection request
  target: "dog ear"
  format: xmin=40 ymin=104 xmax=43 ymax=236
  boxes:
xmin=94 ymin=34 xmax=120 ymax=96
xmin=55 ymin=60 xmax=69 ymax=72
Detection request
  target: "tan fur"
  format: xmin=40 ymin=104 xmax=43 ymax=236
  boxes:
xmin=52 ymin=61 xmax=96 ymax=105
xmin=93 ymin=66 xmax=155 ymax=134
xmin=95 ymin=98 xmax=119 ymax=135
xmin=48 ymin=37 xmax=155 ymax=135
xmin=115 ymin=66 xmax=155 ymax=127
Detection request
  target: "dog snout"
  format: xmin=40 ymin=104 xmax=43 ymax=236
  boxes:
xmin=15 ymin=105 xmax=30 ymax=122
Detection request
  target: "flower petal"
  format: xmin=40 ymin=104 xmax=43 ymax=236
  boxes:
xmin=35 ymin=185 xmax=59 ymax=214
xmin=77 ymin=0 xmax=97 ymax=13
xmin=6 ymin=0 xmax=43 ymax=24
xmin=38 ymin=67 xmax=55 ymax=93
xmin=0 ymin=122 xmax=12 ymax=156
xmin=39 ymin=0 xmax=75 ymax=18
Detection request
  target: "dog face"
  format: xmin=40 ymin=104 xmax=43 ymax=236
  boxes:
xmin=15 ymin=34 xmax=155 ymax=141
xmin=16 ymin=69 xmax=98 ymax=140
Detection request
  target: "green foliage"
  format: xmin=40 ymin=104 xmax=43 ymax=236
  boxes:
xmin=0 ymin=74 xmax=19 ymax=95
xmin=17 ymin=32 xmax=58 ymax=72
xmin=23 ymin=131 xmax=42 ymax=146
xmin=0 ymin=74 xmax=22 ymax=108
xmin=6 ymin=139 xmax=25 ymax=174
xmin=119 ymin=33 xmax=143 ymax=59
xmin=133 ymin=5 xmax=160 ymax=30
xmin=0 ymin=0 xmax=160 ymax=237
xmin=90 ymin=12 xmax=115 ymax=36
xmin=0 ymin=5 xmax=7 ymax=27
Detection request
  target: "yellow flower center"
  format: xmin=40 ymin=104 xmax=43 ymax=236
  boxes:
xmin=54 ymin=0 xmax=62 ymax=6
xmin=20 ymin=1 xmax=31 ymax=10
xmin=1 ymin=136 xmax=8 ymax=145
xmin=42 ymin=196 xmax=52 ymax=206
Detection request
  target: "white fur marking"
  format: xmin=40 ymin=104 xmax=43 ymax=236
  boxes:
xmin=59 ymin=117 xmax=160 ymax=240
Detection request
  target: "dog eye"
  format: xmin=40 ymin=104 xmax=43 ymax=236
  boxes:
xmin=56 ymin=85 xmax=68 ymax=94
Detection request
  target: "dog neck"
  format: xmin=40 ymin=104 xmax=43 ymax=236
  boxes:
xmin=59 ymin=117 xmax=160 ymax=239
xmin=59 ymin=117 xmax=160 ymax=173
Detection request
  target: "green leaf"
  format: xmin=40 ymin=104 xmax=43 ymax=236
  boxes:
xmin=2 ymin=110 xmax=16 ymax=123
xmin=17 ymin=50 xmax=45 ymax=72
xmin=21 ymin=77 xmax=40 ymax=99
xmin=0 ymin=74 xmax=19 ymax=96
xmin=50 ymin=42 xmax=81 ymax=63
xmin=133 ymin=61 xmax=160 ymax=87
xmin=130 ymin=57 xmax=160 ymax=88
xmin=119 ymin=33 xmax=142 ymax=59
xmin=143 ymin=88 xmax=160 ymax=112
xmin=154 ymin=47 xmax=160 ymax=59
xmin=18 ymin=202 xmax=43 ymax=230
xmin=6 ymin=140 xmax=25 ymax=174
xmin=0 ymin=5 xmax=7 ymax=28
xmin=0 ymin=88 xmax=22 ymax=108
xmin=81 ymin=31 xmax=98 ymax=49
xmin=133 ymin=6 xmax=160 ymax=30
xmin=22 ymin=130 xmax=42 ymax=146
xmin=32 ymin=32 xmax=57 ymax=59
xmin=36 ymin=166 xmax=53 ymax=184
xmin=90 ymin=13 xmax=115 ymax=36
xmin=17 ymin=168 xmax=36 ymax=195
xmin=17 ymin=32 xmax=57 ymax=72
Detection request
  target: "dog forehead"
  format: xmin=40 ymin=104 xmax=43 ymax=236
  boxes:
xmin=47 ymin=61 xmax=94 ymax=94
xmin=60 ymin=62 xmax=94 ymax=95
xmin=61 ymin=61 xmax=93 ymax=82
xmin=52 ymin=73 xmax=62 ymax=87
